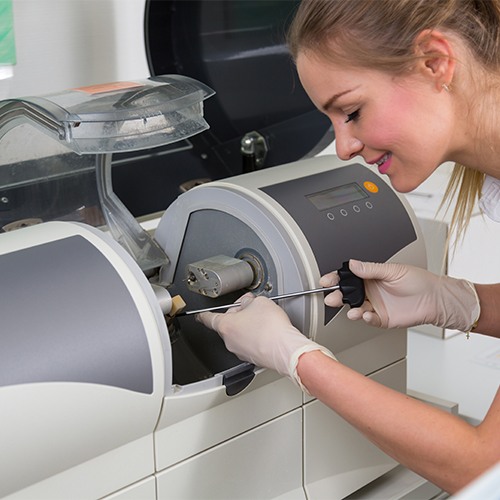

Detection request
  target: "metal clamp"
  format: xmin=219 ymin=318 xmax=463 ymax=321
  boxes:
xmin=240 ymin=131 xmax=268 ymax=172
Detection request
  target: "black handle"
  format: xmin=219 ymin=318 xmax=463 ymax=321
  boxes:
xmin=338 ymin=261 xmax=365 ymax=308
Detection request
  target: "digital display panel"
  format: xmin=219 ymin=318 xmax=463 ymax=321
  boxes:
xmin=306 ymin=182 xmax=368 ymax=211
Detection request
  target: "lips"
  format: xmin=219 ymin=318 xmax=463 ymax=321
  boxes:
xmin=372 ymin=152 xmax=392 ymax=175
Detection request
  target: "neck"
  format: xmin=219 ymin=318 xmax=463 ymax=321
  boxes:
xmin=447 ymin=90 xmax=500 ymax=179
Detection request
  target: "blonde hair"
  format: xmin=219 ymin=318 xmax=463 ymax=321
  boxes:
xmin=440 ymin=164 xmax=485 ymax=244
xmin=288 ymin=0 xmax=500 ymax=239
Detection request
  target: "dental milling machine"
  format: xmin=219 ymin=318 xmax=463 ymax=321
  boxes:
xmin=0 ymin=73 xmax=425 ymax=499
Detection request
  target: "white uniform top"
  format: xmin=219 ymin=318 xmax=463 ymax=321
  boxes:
xmin=479 ymin=175 xmax=500 ymax=222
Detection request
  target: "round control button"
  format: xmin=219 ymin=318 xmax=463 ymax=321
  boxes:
xmin=366 ymin=201 xmax=373 ymax=209
xmin=327 ymin=212 xmax=335 ymax=220
xmin=363 ymin=181 xmax=379 ymax=193
xmin=340 ymin=209 xmax=348 ymax=216
xmin=353 ymin=205 xmax=360 ymax=213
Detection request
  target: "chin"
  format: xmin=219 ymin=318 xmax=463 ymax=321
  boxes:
xmin=385 ymin=175 xmax=422 ymax=193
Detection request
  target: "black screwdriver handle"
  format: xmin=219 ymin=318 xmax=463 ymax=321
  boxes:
xmin=338 ymin=261 xmax=365 ymax=308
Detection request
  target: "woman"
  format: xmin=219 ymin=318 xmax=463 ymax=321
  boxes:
xmin=197 ymin=0 xmax=500 ymax=493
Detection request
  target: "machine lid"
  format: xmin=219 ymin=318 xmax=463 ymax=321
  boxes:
xmin=144 ymin=0 xmax=332 ymax=174
xmin=0 ymin=75 xmax=214 ymax=154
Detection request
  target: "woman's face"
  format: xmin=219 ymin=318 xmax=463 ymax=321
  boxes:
xmin=297 ymin=52 xmax=454 ymax=193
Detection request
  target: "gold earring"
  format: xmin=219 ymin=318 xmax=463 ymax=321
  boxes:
xmin=442 ymin=83 xmax=451 ymax=92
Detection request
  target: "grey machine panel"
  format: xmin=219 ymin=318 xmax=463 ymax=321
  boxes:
xmin=261 ymin=164 xmax=417 ymax=323
xmin=169 ymin=209 xmax=277 ymax=386
xmin=0 ymin=235 xmax=154 ymax=393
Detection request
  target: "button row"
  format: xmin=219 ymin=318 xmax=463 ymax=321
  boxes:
xmin=326 ymin=201 xmax=373 ymax=220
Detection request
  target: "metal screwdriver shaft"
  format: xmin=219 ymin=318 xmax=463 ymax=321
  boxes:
xmin=177 ymin=285 xmax=340 ymax=316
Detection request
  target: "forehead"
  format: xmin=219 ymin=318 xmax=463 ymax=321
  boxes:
xmin=297 ymin=52 xmax=353 ymax=86
xmin=296 ymin=52 xmax=391 ymax=104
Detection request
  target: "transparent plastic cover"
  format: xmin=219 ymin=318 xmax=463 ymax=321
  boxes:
xmin=0 ymin=74 xmax=215 ymax=154
xmin=0 ymin=75 xmax=215 ymax=272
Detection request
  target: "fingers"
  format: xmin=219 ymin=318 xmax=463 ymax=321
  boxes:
xmin=346 ymin=299 xmax=386 ymax=328
xmin=361 ymin=311 xmax=383 ymax=328
xmin=227 ymin=292 xmax=254 ymax=314
xmin=346 ymin=299 xmax=371 ymax=320
xmin=196 ymin=293 xmax=256 ymax=332
xmin=324 ymin=289 xmax=343 ymax=307
xmin=349 ymin=259 xmax=406 ymax=281
xmin=319 ymin=270 xmax=339 ymax=287
xmin=196 ymin=311 xmax=222 ymax=331
xmin=348 ymin=259 xmax=381 ymax=278
xmin=325 ymin=289 xmax=384 ymax=328
xmin=320 ymin=270 xmax=342 ymax=307
xmin=345 ymin=302 xmax=383 ymax=328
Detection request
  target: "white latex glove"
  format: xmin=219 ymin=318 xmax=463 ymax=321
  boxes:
xmin=320 ymin=260 xmax=480 ymax=332
xmin=196 ymin=293 xmax=336 ymax=390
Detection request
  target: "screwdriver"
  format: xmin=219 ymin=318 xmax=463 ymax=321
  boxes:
xmin=176 ymin=261 xmax=365 ymax=316
xmin=177 ymin=284 xmax=339 ymax=316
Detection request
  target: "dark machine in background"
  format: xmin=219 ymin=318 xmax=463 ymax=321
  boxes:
xmin=112 ymin=0 xmax=332 ymax=217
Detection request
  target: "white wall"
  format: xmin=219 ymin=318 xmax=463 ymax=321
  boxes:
xmin=2 ymin=0 xmax=149 ymax=99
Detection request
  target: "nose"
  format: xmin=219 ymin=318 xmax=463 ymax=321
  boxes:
xmin=335 ymin=128 xmax=363 ymax=161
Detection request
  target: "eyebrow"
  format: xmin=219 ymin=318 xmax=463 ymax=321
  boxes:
xmin=320 ymin=88 xmax=357 ymax=112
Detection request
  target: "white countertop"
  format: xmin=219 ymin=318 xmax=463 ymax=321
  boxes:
xmin=407 ymin=330 xmax=499 ymax=423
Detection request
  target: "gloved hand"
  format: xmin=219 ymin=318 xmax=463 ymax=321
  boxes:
xmin=320 ymin=260 xmax=480 ymax=332
xmin=196 ymin=293 xmax=336 ymax=390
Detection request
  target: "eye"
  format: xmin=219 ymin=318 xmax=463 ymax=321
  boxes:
xmin=345 ymin=109 xmax=360 ymax=123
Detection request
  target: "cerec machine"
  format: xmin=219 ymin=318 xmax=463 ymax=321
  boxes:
xmin=0 ymin=73 xmax=426 ymax=500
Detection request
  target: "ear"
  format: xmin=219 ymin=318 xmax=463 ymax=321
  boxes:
xmin=414 ymin=29 xmax=456 ymax=91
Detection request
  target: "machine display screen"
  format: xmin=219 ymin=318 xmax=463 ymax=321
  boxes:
xmin=306 ymin=182 xmax=368 ymax=211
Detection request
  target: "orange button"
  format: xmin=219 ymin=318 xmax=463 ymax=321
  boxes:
xmin=363 ymin=181 xmax=379 ymax=193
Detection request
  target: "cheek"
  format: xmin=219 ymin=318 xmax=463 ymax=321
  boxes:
xmin=361 ymin=118 xmax=406 ymax=150
xmin=364 ymin=93 xmax=419 ymax=147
